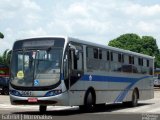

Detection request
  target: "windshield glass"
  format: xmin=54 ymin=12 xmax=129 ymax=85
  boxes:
xmin=11 ymin=48 xmax=63 ymax=87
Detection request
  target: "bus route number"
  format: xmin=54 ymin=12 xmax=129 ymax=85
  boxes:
xmin=21 ymin=91 xmax=32 ymax=96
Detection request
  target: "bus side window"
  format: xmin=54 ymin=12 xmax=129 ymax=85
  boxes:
xmin=77 ymin=51 xmax=83 ymax=70
xmin=73 ymin=50 xmax=77 ymax=70
xmin=64 ymin=53 xmax=68 ymax=79
xmin=69 ymin=49 xmax=77 ymax=70
xmin=69 ymin=44 xmax=83 ymax=71
xmin=93 ymin=48 xmax=98 ymax=59
xmin=107 ymin=51 xmax=110 ymax=61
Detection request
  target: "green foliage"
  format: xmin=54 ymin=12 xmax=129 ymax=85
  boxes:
xmin=108 ymin=33 xmax=160 ymax=68
xmin=109 ymin=34 xmax=142 ymax=53
xmin=0 ymin=32 xmax=4 ymax=39
xmin=140 ymin=36 xmax=159 ymax=56
xmin=0 ymin=49 xmax=12 ymax=67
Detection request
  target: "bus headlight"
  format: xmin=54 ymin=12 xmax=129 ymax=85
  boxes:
xmin=10 ymin=90 xmax=22 ymax=96
xmin=45 ymin=90 xmax=62 ymax=97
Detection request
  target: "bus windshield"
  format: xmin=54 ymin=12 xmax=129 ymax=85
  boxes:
xmin=11 ymin=48 xmax=63 ymax=87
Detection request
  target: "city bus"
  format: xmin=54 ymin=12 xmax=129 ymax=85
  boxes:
xmin=153 ymin=68 xmax=160 ymax=87
xmin=9 ymin=36 xmax=154 ymax=112
xmin=0 ymin=64 xmax=9 ymax=95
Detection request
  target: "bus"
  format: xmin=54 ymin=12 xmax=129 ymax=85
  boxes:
xmin=0 ymin=64 xmax=9 ymax=95
xmin=9 ymin=36 xmax=154 ymax=112
xmin=0 ymin=64 xmax=9 ymax=77
xmin=154 ymin=68 xmax=160 ymax=87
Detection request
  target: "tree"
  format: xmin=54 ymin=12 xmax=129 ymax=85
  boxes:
xmin=141 ymin=36 xmax=159 ymax=54
xmin=109 ymin=33 xmax=142 ymax=53
xmin=0 ymin=32 xmax=4 ymax=39
xmin=108 ymin=33 xmax=160 ymax=67
xmin=0 ymin=49 xmax=12 ymax=67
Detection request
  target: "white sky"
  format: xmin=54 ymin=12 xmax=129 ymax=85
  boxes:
xmin=1 ymin=0 xmax=160 ymax=53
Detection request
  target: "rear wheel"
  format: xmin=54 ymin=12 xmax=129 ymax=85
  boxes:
xmin=130 ymin=90 xmax=138 ymax=107
xmin=123 ymin=90 xmax=138 ymax=107
xmin=39 ymin=105 xmax=47 ymax=113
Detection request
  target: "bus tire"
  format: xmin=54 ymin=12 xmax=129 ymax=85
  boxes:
xmin=123 ymin=89 xmax=139 ymax=107
xmin=83 ymin=89 xmax=96 ymax=112
xmin=131 ymin=90 xmax=138 ymax=107
xmin=39 ymin=105 xmax=47 ymax=113
xmin=126 ymin=90 xmax=138 ymax=107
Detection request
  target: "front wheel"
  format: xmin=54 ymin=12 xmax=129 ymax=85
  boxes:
xmin=80 ymin=90 xmax=96 ymax=112
xmin=39 ymin=105 xmax=47 ymax=113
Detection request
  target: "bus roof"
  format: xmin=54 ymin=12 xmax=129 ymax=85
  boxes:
xmin=67 ymin=37 xmax=154 ymax=59
xmin=15 ymin=36 xmax=154 ymax=59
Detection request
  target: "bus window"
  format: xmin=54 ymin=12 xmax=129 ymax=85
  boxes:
xmin=93 ymin=48 xmax=98 ymax=59
xmin=69 ymin=43 xmax=83 ymax=71
xmin=107 ymin=51 xmax=110 ymax=61
xmin=99 ymin=49 xmax=102 ymax=59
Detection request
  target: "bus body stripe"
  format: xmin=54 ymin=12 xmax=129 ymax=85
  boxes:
xmin=62 ymin=74 xmax=152 ymax=102
xmin=80 ymin=75 xmax=151 ymax=102
xmin=80 ymin=75 xmax=151 ymax=83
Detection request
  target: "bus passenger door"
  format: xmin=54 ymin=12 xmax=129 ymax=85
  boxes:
xmin=63 ymin=43 xmax=84 ymax=91
xmin=68 ymin=44 xmax=84 ymax=88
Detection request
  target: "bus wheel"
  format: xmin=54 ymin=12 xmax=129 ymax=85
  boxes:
xmin=39 ymin=105 xmax=47 ymax=113
xmin=84 ymin=89 xmax=96 ymax=112
xmin=128 ymin=90 xmax=138 ymax=107
xmin=123 ymin=90 xmax=138 ymax=107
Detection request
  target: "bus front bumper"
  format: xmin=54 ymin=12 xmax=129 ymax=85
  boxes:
xmin=10 ymin=92 xmax=69 ymax=106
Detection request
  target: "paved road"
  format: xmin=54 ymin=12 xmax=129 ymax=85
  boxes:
xmin=0 ymin=90 xmax=160 ymax=120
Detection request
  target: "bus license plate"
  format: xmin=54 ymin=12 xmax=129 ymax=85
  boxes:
xmin=28 ymin=98 xmax=38 ymax=102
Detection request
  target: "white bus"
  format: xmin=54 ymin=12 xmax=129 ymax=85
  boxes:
xmin=9 ymin=36 xmax=154 ymax=112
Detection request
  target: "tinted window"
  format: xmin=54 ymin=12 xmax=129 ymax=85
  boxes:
xmin=99 ymin=49 xmax=102 ymax=59
xmin=107 ymin=51 xmax=110 ymax=61
xmin=93 ymin=48 xmax=98 ymax=59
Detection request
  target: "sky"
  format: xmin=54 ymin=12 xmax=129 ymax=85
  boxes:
xmin=1 ymin=0 xmax=160 ymax=53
